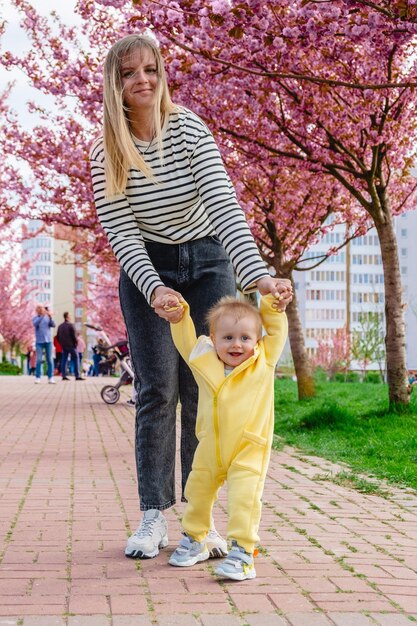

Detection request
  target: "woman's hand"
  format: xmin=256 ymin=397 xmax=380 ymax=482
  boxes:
xmin=256 ymin=276 xmax=293 ymax=310
xmin=151 ymin=286 xmax=185 ymax=323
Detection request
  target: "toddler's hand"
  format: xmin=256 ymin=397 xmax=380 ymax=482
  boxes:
xmin=161 ymin=294 xmax=182 ymax=310
xmin=153 ymin=293 xmax=185 ymax=322
xmin=272 ymin=295 xmax=287 ymax=313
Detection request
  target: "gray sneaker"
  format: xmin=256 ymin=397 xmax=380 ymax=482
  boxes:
xmin=215 ymin=541 xmax=256 ymax=581
xmin=125 ymin=510 xmax=168 ymax=559
xmin=169 ymin=534 xmax=209 ymax=567
xmin=206 ymin=527 xmax=228 ymax=558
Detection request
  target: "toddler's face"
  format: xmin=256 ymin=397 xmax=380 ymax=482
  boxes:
xmin=211 ymin=315 xmax=259 ymax=368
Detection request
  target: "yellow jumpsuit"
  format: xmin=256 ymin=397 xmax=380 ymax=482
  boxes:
xmin=171 ymin=294 xmax=288 ymax=554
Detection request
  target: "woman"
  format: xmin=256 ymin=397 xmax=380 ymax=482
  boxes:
xmin=90 ymin=34 xmax=292 ymax=560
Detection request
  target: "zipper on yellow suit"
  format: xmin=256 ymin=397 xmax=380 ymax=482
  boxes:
xmin=212 ymin=355 xmax=256 ymax=470
xmin=213 ymin=394 xmax=222 ymax=469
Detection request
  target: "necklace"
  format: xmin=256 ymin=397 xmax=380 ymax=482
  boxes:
xmin=135 ymin=131 xmax=156 ymax=157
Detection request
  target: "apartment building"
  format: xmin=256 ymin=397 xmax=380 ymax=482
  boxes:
xmin=22 ymin=220 xmax=88 ymax=336
xmin=294 ymin=209 xmax=417 ymax=370
xmin=400 ymin=210 xmax=417 ymax=369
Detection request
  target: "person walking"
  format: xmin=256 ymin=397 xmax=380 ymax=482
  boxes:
xmin=163 ymin=293 xmax=288 ymax=581
xmin=28 ymin=345 xmax=37 ymax=376
xmin=53 ymin=335 xmax=63 ymax=375
xmin=76 ymin=333 xmax=86 ymax=370
xmin=56 ymin=312 xmax=84 ymax=381
xmin=32 ymin=305 xmax=56 ymax=384
xmin=90 ymin=34 xmax=293 ymax=560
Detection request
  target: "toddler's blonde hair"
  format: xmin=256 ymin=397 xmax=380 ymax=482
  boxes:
xmin=207 ymin=297 xmax=262 ymax=339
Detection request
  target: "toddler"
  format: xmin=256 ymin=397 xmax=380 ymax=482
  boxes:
xmin=164 ymin=292 xmax=288 ymax=581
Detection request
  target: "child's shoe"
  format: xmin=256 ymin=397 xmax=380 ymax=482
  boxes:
xmin=169 ymin=534 xmax=209 ymax=567
xmin=206 ymin=526 xmax=228 ymax=558
xmin=215 ymin=541 xmax=256 ymax=580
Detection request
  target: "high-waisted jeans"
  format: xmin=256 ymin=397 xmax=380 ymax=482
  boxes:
xmin=119 ymin=236 xmax=236 ymax=511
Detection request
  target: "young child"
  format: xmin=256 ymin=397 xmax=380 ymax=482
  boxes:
xmin=161 ymin=292 xmax=288 ymax=581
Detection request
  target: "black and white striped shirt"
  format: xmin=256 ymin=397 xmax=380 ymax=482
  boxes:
xmin=90 ymin=108 xmax=268 ymax=303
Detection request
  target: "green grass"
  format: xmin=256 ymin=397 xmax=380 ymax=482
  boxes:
xmin=274 ymin=379 xmax=417 ymax=492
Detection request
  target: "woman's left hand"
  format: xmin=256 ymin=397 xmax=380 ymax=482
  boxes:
xmin=256 ymin=276 xmax=293 ymax=307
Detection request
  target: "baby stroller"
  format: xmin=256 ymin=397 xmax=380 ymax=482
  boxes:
xmin=99 ymin=340 xmax=134 ymax=404
xmin=86 ymin=324 xmax=135 ymax=405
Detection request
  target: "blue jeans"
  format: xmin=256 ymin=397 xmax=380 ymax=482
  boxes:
xmin=35 ymin=341 xmax=54 ymax=379
xmin=119 ymin=236 xmax=236 ymax=511
xmin=92 ymin=353 xmax=103 ymax=376
xmin=61 ymin=347 xmax=80 ymax=378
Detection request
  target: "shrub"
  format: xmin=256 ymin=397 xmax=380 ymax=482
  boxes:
xmin=314 ymin=366 xmax=328 ymax=383
xmin=346 ymin=371 xmax=360 ymax=383
xmin=0 ymin=361 xmax=21 ymax=375
xmin=331 ymin=372 xmax=346 ymax=382
xmin=364 ymin=371 xmax=383 ymax=384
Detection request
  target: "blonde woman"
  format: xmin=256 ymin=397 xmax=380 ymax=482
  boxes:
xmin=90 ymin=34 xmax=292 ymax=560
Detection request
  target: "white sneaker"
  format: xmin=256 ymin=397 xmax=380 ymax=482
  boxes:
xmin=35 ymin=378 xmax=41 ymax=384
xmin=48 ymin=378 xmax=56 ymax=384
xmin=206 ymin=526 xmax=228 ymax=558
xmin=125 ymin=509 xmax=168 ymax=559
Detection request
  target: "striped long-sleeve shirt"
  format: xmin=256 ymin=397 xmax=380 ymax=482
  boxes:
xmin=90 ymin=108 xmax=268 ymax=304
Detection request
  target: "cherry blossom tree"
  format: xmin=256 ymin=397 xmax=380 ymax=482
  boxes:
xmin=77 ymin=263 xmax=126 ymax=344
xmin=0 ymin=255 xmax=35 ymax=359
xmin=2 ymin=0 xmax=417 ymax=407
xmin=312 ymin=326 xmax=352 ymax=380
xmin=0 ymin=0 xmax=355 ymax=400
xmin=126 ymin=0 xmax=417 ymax=408
xmin=223 ymin=148 xmax=365 ymax=398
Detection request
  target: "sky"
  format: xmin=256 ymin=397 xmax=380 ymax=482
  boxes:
xmin=0 ymin=0 xmax=81 ymax=122
xmin=0 ymin=1 xmax=82 ymax=251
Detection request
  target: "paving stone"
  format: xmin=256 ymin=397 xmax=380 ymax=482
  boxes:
xmin=112 ymin=618 xmax=153 ymax=626
xmin=227 ymin=592 xmax=277 ymax=613
xmin=371 ymin=614 xmax=417 ymax=625
xmin=287 ymin=613 xmax=333 ymax=626
xmin=2 ymin=377 xmax=417 ymax=626
xmin=328 ymin=614 xmax=374 ymax=626
xmin=23 ymin=619 xmax=66 ymax=626
xmin=243 ymin=616 xmax=288 ymax=626
xmin=111 ymin=594 xmax=148 ymax=614
xmin=68 ymin=595 xmax=109 ymax=615
xmin=200 ymin=616 xmax=243 ymax=626
xmin=68 ymin=618 xmax=110 ymax=626
xmin=158 ymin=616 xmax=200 ymax=626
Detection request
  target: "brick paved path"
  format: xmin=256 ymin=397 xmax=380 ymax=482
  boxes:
xmin=1 ymin=376 xmax=417 ymax=626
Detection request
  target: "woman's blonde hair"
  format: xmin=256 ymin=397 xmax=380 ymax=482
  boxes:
xmin=103 ymin=34 xmax=179 ymax=197
xmin=207 ymin=297 xmax=263 ymax=339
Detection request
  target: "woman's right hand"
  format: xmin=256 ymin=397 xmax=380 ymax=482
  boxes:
xmin=151 ymin=286 xmax=185 ymax=323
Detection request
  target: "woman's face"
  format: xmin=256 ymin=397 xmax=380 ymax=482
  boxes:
xmin=121 ymin=47 xmax=158 ymax=113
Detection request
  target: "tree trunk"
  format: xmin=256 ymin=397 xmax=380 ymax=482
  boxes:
xmin=285 ymin=282 xmax=316 ymax=400
xmin=374 ymin=213 xmax=409 ymax=408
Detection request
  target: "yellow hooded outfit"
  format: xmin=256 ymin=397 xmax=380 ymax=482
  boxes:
xmin=171 ymin=294 xmax=288 ymax=554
